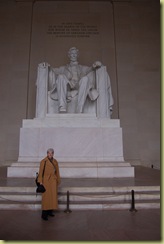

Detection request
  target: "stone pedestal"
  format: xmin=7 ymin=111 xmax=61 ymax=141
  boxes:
xmin=7 ymin=114 xmax=134 ymax=178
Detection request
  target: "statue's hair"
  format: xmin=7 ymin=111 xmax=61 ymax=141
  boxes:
xmin=68 ymin=47 xmax=79 ymax=56
xmin=47 ymin=148 xmax=54 ymax=154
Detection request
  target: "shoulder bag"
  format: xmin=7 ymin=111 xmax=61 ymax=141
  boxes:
xmin=35 ymin=161 xmax=46 ymax=193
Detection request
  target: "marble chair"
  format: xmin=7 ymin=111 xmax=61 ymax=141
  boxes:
xmin=36 ymin=64 xmax=113 ymax=118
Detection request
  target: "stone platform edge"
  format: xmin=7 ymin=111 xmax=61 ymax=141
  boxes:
xmin=7 ymin=161 xmax=135 ymax=178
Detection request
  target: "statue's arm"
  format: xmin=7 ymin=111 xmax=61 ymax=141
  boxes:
xmin=81 ymin=61 xmax=103 ymax=77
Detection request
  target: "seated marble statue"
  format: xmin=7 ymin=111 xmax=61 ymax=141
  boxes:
xmin=36 ymin=47 xmax=114 ymax=118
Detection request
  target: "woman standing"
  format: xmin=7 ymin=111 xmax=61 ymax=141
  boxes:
xmin=37 ymin=148 xmax=61 ymax=221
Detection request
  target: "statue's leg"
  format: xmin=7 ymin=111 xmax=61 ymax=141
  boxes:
xmin=56 ymin=74 xmax=68 ymax=112
xmin=77 ymin=76 xmax=90 ymax=113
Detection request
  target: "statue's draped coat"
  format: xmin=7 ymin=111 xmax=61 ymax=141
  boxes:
xmin=38 ymin=157 xmax=61 ymax=210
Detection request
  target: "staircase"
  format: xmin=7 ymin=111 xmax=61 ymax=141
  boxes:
xmin=0 ymin=185 xmax=160 ymax=211
xmin=0 ymin=165 xmax=160 ymax=211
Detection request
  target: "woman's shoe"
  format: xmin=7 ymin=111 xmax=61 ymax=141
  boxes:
xmin=42 ymin=210 xmax=48 ymax=220
xmin=42 ymin=216 xmax=48 ymax=221
xmin=48 ymin=210 xmax=55 ymax=217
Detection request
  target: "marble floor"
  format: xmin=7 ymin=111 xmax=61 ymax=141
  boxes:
xmin=0 ymin=208 xmax=161 ymax=241
xmin=0 ymin=165 xmax=161 ymax=241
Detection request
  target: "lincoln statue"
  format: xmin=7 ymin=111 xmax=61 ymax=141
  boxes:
xmin=35 ymin=47 xmax=114 ymax=118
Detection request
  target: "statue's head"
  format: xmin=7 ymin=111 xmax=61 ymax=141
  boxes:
xmin=68 ymin=47 xmax=79 ymax=61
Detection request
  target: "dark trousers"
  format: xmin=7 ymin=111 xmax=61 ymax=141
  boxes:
xmin=42 ymin=210 xmax=53 ymax=218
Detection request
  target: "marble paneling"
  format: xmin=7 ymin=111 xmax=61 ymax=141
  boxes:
xmin=19 ymin=128 xmax=40 ymax=158
xmin=8 ymin=115 xmax=136 ymax=178
xmin=18 ymin=126 xmax=124 ymax=162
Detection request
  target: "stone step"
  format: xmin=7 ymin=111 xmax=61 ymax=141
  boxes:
xmin=0 ymin=201 xmax=160 ymax=211
xmin=0 ymin=192 xmax=160 ymax=202
xmin=7 ymin=161 xmax=135 ymax=178
xmin=0 ymin=185 xmax=160 ymax=193
xmin=64 ymin=201 xmax=160 ymax=210
xmin=8 ymin=161 xmax=132 ymax=167
xmin=58 ymin=186 xmax=160 ymax=193
xmin=0 ymin=185 xmax=160 ymax=210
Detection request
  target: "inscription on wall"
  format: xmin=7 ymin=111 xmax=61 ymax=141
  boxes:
xmin=47 ymin=22 xmax=99 ymax=37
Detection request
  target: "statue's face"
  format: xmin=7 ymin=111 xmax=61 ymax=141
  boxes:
xmin=68 ymin=49 xmax=78 ymax=62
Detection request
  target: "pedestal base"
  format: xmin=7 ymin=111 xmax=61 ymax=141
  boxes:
xmin=7 ymin=161 xmax=134 ymax=178
xmin=7 ymin=114 xmax=134 ymax=178
xmin=18 ymin=114 xmax=124 ymax=162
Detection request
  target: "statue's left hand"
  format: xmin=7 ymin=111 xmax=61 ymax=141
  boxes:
xmin=92 ymin=61 xmax=102 ymax=69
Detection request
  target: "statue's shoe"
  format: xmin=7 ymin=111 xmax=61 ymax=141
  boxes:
xmin=59 ymin=107 xmax=66 ymax=113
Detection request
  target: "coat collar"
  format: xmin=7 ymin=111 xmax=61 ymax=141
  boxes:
xmin=46 ymin=157 xmax=56 ymax=167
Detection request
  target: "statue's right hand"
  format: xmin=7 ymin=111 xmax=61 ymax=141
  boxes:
xmin=38 ymin=62 xmax=50 ymax=68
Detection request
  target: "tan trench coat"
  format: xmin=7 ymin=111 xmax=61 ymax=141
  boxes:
xmin=38 ymin=157 xmax=61 ymax=210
